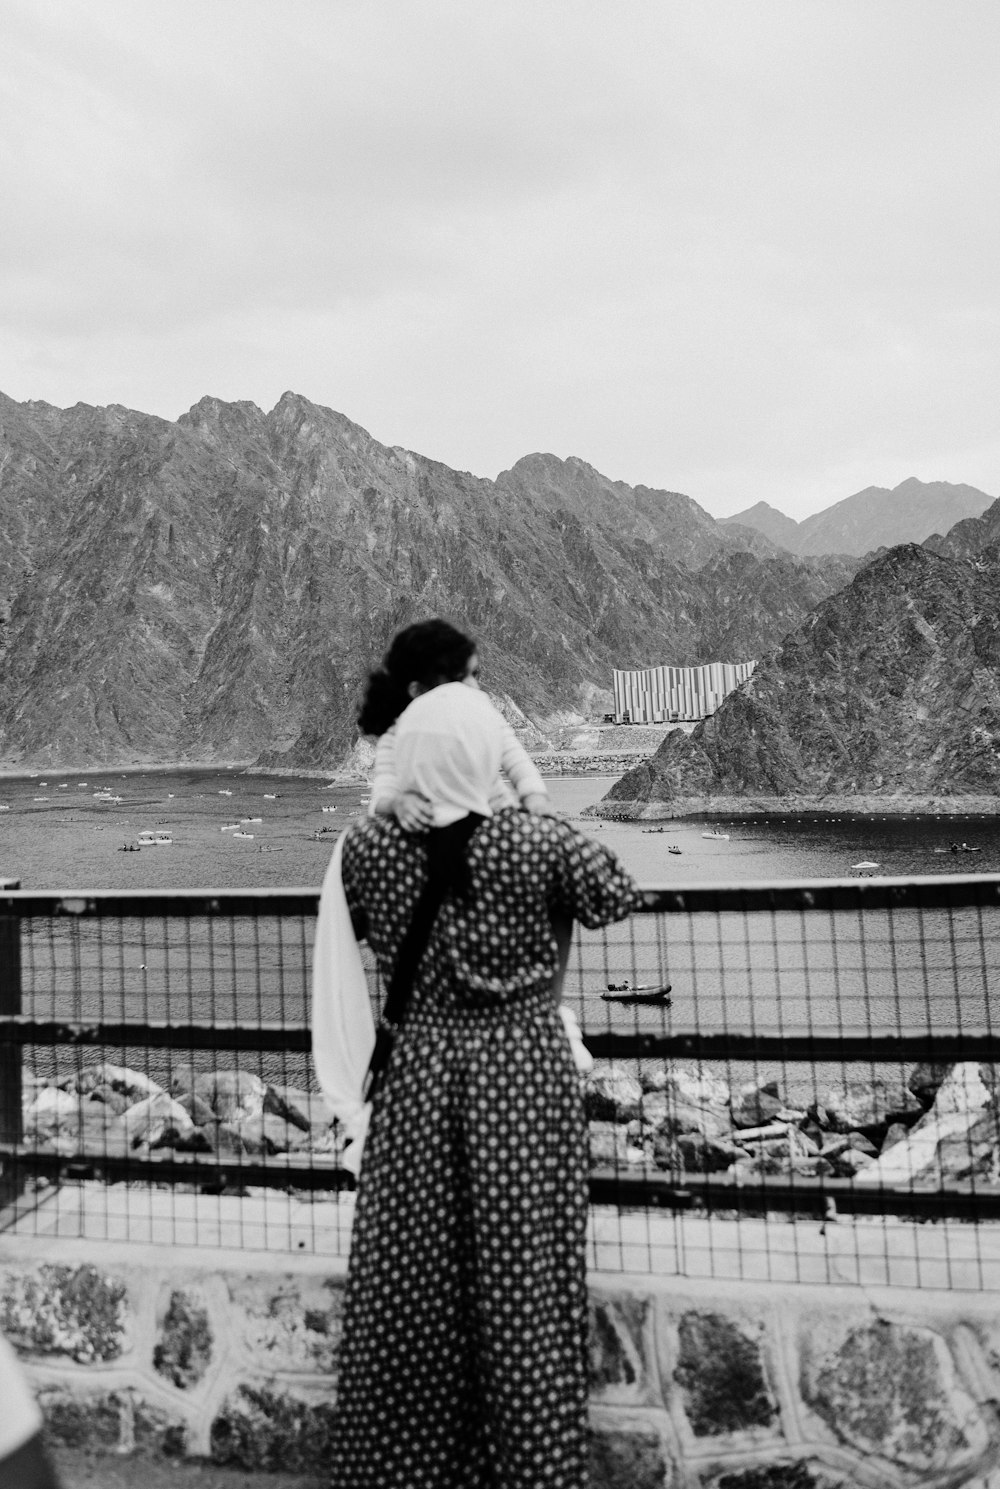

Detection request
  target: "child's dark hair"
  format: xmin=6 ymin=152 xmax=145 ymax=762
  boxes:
xmin=357 ymin=619 xmax=477 ymax=736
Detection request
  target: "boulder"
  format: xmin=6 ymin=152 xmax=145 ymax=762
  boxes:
xmin=191 ymin=1071 xmax=268 ymax=1124
xmin=70 ymin=1063 xmax=164 ymax=1106
xmin=584 ymin=1067 xmax=643 ymax=1124
xmin=122 ymin=1093 xmax=196 ymax=1150
xmin=589 ymin=1121 xmax=644 ymax=1166
xmin=731 ymin=1079 xmax=784 ymax=1129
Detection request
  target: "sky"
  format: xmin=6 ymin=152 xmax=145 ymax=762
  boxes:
xmin=2 ymin=1 xmax=999 ymax=521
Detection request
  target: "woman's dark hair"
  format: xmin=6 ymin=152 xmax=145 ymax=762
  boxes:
xmin=357 ymin=618 xmax=476 ymax=736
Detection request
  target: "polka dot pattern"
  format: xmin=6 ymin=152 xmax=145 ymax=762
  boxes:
xmin=330 ymin=810 xmax=637 ymax=1488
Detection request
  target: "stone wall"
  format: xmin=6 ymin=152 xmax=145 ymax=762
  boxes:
xmin=4 ymin=1234 xmax=1000 ymax=1486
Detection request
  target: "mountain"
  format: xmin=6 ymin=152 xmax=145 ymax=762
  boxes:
xmin=598 ymin=543 xmax=1000 ymax=815
xmin=924 ymin=494 xmax=1000 ymax=562
xmin=0 ymin=390 xmax=857 ymax=770
xmin=722 ymin=478 xmax=995 ymax=558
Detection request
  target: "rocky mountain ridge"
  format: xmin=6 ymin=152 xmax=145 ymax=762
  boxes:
xmin=0 ymin=390 xmax=857 ymax=770
xmin=598 ymin=542 xmax=1000 ymax=815
xmin=723 ymin=477 xmax=994 ymax=558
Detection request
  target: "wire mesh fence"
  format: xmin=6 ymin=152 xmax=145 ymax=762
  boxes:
xmin=3 ymin=874 xmax=1000 ymax=1287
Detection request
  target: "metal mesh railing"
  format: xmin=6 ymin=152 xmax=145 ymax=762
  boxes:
xmin=3 ymin=874 xmax=1000 ymax=1287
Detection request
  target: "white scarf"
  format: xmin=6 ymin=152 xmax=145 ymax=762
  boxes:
xmin=311 ymin=832 xmax=374 ymax=1173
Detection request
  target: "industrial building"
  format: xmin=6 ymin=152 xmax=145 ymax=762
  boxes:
xmin=611 ymin=659 xmax=756 ymax=724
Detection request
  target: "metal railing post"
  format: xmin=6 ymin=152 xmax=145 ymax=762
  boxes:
xmin=0 ymin=879 xmax=22 ymax=1212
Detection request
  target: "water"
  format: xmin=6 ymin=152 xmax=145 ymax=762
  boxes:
xmin=4 ymin=769 xmax=999 ymax=1096
xmin=4 ymin=768 xmax=999 ymax=890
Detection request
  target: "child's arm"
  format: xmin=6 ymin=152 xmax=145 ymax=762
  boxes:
xmin=369 ymin=727 xmax=433 ymax=832
xmin=498 ymin=721 xmax=551 ymax=813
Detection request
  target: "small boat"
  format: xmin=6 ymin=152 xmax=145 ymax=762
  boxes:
xmin=258 ymin=845 xmax=284 ymax=853
xmin=853 ymin=861 xmax=880 ymax=871
xmin=33 ymin=796 xmax=50 ymax=802
xmin=264 ymin=793 xmax=278 ymax=800
xmin=602 ymin=982 xmax=672 ymax=1005
xmin=137 ymin=831 xmax=173 ymax=846
xmin=220 ymin=824 xmax=240 ymax=832
xmin=667 ymin=846 xmax=682 ymax=855
xmin=233 ymin=831 xmax=254 ymax=839
xmin=701 ymin=831 xmax=730 ymax=840
xmin=0 ymin=804 xmax=9 ymax=811
xmin=218 ymin=789 xmax=233 ymax=796
xmin=641 ymin=826 xmax=668 ymax=834
xmin=322 ymin=806 xmax=337 ymax=813
xmin=241 ymin=817 xmax=263 ymax=824
xmin=118 ymin=843 xmax=142 ymax=852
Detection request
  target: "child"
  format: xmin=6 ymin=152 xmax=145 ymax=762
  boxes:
xmin=357 ymin=618 xmax=551 ymax=832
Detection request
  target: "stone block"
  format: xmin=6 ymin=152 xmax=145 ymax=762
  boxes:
xmin=708 ymin=1463 xmax=847 ymax=1489
xmin=799 ymin=1317 xmax=988 ymax=1474
xmin=588 ymin=1416 xmax=677 ymax=1488
xmin=153 ymin=1285 xmax=214 ymax=1389
xmin=589 ymin=1295 xmax=653 ymax=1403
xmin=210 ymin=1383 xmax=337 ymax=1472
xmin=673 ymin=1310 xmax=778 ymax=1437
xmin=229 ymin=1274 xmax=343 ymax=1373
xmin=39 ymin=1387 xmax=186 ymax=1458
xmin=0 ymin=1263 xmax=129 ymax=1363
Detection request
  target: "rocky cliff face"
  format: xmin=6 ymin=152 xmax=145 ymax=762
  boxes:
xmin=0 ymin=390 xmax=857 ymax=769
xmin=603 ymin=543 xmax=1000 ymax=810
xmin=724 ymin=477 xmax=995 ymax=558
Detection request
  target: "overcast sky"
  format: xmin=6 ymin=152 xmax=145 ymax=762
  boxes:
xmin=2 ymin=1 xmax=998 ymax=520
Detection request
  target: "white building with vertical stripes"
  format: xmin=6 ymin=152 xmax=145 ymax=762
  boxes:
xmin=611 ymin=659 xmax=756 ymax=724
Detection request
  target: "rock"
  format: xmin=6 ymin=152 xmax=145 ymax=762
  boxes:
xmin=191 ymin=1071 xmax=269 ymax=1124
xmin=637 ymin=1090 xmax=730 ymax=1140
xmin=909 ymin=1062 xmax=955 ymax=1108
xmin=584 ymin=1067 xmax=643 ymax=1124
xmin=589 ymin=1122 xmax=644 ymax=1166
xmin=731 ymin=1079 xmax=785 ymax=1129
xmin=70 ymin=1063 xmax=165 ymax=1106
xmin=881 ymin=1121 xmax=910 ymax=1151
xmin=674 ymin=1133 xmax=749 ymax=1174
xmin=929 ymin=1062 xmax=993 ymax=1117
xmin=122 ymin=1093 xmax=195 ymax=1149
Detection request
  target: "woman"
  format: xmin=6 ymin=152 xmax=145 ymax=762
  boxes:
xmin=329 ymin=675 xmax=638 ymax=1488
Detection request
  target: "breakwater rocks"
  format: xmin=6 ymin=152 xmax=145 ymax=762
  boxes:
xmin=20 ymin=1056 xmax=1000 ymax=1195
xmin=586 ymin=793 xmax=1000 ymax=820
xmin=22 ymin=1066 xmax=341 ymax=1167
xmin=583 ymin=1058 xmax=1000 ymax=1189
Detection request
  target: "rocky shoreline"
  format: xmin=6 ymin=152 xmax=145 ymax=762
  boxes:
xmin=20 ymin=1055 xmax=1000 ymax=1198
xmin=586 ymin=793 xmax=1000 ymax=820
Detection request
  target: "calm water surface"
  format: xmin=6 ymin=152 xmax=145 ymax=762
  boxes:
xmin=3 ymin=767 xmax=999 ymax=890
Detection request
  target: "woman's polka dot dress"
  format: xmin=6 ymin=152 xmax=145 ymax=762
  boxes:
xmin=329 ymin=809 xmax=637 ymax=1488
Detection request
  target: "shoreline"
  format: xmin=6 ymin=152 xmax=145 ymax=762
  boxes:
xmin=586 ymin=793 xmax=1000 ymax=820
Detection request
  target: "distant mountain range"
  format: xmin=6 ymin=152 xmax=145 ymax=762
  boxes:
xmin=721 ymin=478 xmax=995 ymax=557
xmin=0 ymin=390 xmax=856 ymax=770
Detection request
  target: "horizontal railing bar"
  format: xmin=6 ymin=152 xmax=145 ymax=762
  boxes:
xmin=6 ymin=1149 xmax=1000 ymax=1221
xmin=588 ymin=1168 xmax=1000 ymax=1221
xmin=0 ymin=1146 xmax=356 ymax=1192
xmin=0 ymin=1018 xmax=314 ymax=1051
xmin=583 ymin=1032 xmax=1000 ymax=1061
xmin=637 ymin=872 xmax=1000 ymax=915
xmin=0 ymin=889 xmax=323 ymax=918
xmin=1 ymin=872 xmax=999 ymax=919
xmin=5 ymin=1019 xmax=1000 ymax=1063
